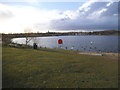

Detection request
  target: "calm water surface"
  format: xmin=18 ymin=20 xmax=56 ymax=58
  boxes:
xmin=12 ymin=35 xmax=119 ymax=53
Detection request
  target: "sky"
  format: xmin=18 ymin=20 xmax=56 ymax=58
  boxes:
xmin=0 ymin=0 xmax=119 ymax=33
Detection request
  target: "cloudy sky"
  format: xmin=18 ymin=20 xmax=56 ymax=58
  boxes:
xmin=0 ymin=0 xmax=119 ymax=33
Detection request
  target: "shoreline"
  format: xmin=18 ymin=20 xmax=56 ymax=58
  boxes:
xmin=2 ymin=41 xmax=119 ymax=57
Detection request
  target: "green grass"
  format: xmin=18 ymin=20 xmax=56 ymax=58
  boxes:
xmin=2 ymin=47 xmax=118 ymax=88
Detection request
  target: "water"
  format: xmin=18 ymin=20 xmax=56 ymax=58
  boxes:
xmin=12 ymin=35 xmax=119 ymax=53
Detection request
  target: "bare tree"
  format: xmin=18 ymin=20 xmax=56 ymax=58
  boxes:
xmin=24 ymin=28 xmax=32 ymax=45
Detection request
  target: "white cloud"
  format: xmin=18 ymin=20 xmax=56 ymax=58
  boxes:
xmin=0 ymin=0 xmax=119 ymax=33
xmin=0 ymin=3 xmax=65 ymax=33
xmin=50 ymin=1 xmax=118 ymax=31
xmin=88 ymin=8 xmax=107 ymax=19
xmin=63 ymin=10 xmax=79 ymax=19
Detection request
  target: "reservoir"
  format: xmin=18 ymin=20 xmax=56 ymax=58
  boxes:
xmin=12 ymin=35 xmax=119 ymax=53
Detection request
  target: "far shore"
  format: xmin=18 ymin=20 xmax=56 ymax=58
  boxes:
xmin=2 ymin=41 xmax=120 ymax=57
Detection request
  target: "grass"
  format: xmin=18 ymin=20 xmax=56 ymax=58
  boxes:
xmin=2 ymin=47 xmax=118 ymax=88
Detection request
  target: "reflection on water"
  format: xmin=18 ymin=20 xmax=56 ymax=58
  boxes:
xmin=12 ymin=35 xmax=119 ymax=53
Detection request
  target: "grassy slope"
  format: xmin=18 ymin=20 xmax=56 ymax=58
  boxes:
xmin=2 ymin=47 xmax=118 ymax=88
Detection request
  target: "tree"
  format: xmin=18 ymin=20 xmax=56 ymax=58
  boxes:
xmin=24 ymin=28 xmax=32 ymax=45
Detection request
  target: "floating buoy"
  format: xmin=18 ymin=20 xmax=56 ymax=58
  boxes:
xmin=58 ymin=39 xmax=63 ymax=44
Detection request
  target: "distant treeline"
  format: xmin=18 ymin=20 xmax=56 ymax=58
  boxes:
xmin=1 ymin=30 xmax=119 ymax=43
xmin=84 ymin=30 xmax=120 ymax=35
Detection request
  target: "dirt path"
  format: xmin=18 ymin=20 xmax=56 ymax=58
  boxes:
xmin=79 ymin=51 xmax=119 ymax=59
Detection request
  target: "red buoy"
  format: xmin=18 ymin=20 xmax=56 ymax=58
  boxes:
xmin=58 ymin=39 xmax=63 ymax=44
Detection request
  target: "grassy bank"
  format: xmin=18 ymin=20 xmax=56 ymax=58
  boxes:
xmin=2 ymin=47 xmax=118 ymax=88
